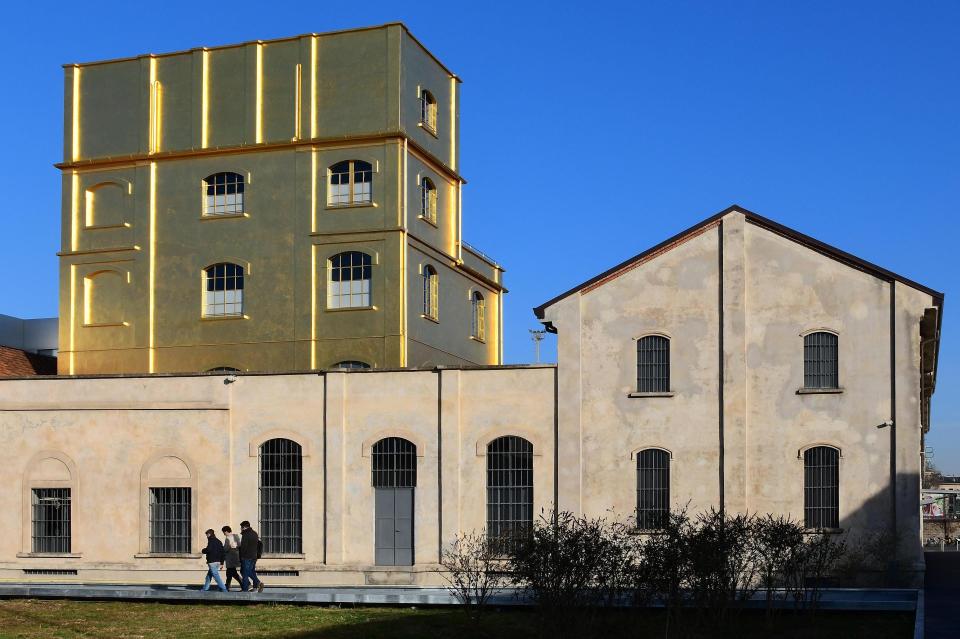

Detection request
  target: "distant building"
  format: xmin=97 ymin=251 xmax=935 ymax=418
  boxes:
xmin=57 ymin=23 xmax=503 ymax=375
xmin=0 ymin=315 xmax=57 ymax=376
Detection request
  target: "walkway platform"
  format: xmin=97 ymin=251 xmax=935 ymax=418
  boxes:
xmin=0 ymin=583 xmax=921 ymax=612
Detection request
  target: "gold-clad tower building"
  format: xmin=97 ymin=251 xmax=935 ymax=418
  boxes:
xmin=57 ymin=23 xmax=504 ymax=374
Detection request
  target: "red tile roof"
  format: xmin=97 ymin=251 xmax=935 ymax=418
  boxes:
xmin=0 ymin=346 xmax=57 ymax=377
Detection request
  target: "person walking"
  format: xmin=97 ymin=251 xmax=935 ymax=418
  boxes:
xmin=239 ymin=520 xmax=264 ymax=593
xmin=221 ymin=525 xmax=242 ymax=591
xmin=200 ymin=529 xmax=227 ymax=592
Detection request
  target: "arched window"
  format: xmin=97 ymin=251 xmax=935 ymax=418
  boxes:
xmin=328 ymin=251 xmax=372 ymax=309
xmin=804 ymin=446 xmax=839 ymax=529
xmin=333 ymin=361 xmax=370 ymax=370
xmin=636 ymin=449 xmax=670 ymax=530
xmin=471 ymin=291 xmax=485 ymax=341
xmin=420 ymin=89 xmax=437 ymax=132
xmin=422 ymin=265 xmax=438 ymax=320
xmin=372 ymin=437 xmax=416 ymax=566
xmin=803 ymin=331 xmax=839 ymax=389
xmin=24 ymin=453 xmax=77 ymax=555
xmin=486 ymin=436 xmax=533 ymax=552
xmin=203 ymin=172 xmax=245 ymax=216
xmin=204 ymin=263 xmax=244 ymax=317
xmin=328 ymin=160 xmax=373 ymax=206
xmin=419 ymin=177 xmax=437 ymax=224
xmin=372 ymin=438 xmax=417 ymax=489
xmin=636 ymin=335 xmax=670 ymax=393
xmin=259 ymin=438 xmax=302 ymax=555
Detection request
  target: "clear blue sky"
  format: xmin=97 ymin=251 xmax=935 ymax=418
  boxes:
xmin=0 ymin=2 xmax=957 ymax=468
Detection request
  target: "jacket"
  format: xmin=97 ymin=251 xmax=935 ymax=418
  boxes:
xmin=223 ymin=533 xmax=241 ymax=568
xmin=202 ymin=536 xmax=226 ymax=564
xmin=239 ymin=527 xmax=260 ymax=561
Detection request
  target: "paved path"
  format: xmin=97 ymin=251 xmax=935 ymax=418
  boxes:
xmin=924 ymin=551 xmax=960 ymax=639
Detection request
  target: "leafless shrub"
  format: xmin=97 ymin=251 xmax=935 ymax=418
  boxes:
xmin=440 ymin=530 xmax=509 ymax=617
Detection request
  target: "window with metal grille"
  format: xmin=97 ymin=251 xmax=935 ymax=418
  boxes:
xmin=471 ymin=292 xmax=485 ymax=341
xmin=486 ymin=436 xmax=533 ymax=553
xmin=636 ymin=449 xmax=670 ymax=530
xmin=328 ymin=251 xmax=371 ymax=309
xmin=23 ymin=569 xmax=77 ymax=576
xmin=636 ymin=335 xmax=670 ymax=393
xmin=207 ymin=367 xmax=240 ymax=373
xmin=31 ymin=488 xmax=71 ymax=554
xmin=803 ymin=332 xmax=839 ymax=389
xmin=259 ymin=438 xmax=302 ymax=555
xmin=372 ymin=438 xmax=417 ymax=488
xmin=419 ymin=177 xmax=437 ymax=223
xmin=203 ymin=172 xmax=245 ymax=216
xmin=328 ymin=160 xmax=373 ymax=206
xmin=204 ymin=263 xmax=244 ymax=317
xmin=804 ymin=446 xmax=839 ymax=529
xmin=149 ymin=487 xmax=192 ymax=554
xmin=420 ymin=90 xmax=437 ymax=132
xmin=422 ymin=265 xmax=438 ymax=320
xmin=333 ymin=361 xmax=370 ymax=370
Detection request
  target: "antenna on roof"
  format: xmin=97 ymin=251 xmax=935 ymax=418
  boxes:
xmin=529 ymin=329 xmax=546 ymax=364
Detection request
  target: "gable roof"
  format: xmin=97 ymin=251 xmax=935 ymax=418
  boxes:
xmin=0 ymin=346 xmax=57 ymax=377
xmin=533 ymin=204 xmax=944 ymax=320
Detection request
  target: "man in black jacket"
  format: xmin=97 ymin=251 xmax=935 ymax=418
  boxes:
xmin=238 ymin=520 xmax=264 ymax=593
xmin=200 ymin=529 xmax=227 ymax=592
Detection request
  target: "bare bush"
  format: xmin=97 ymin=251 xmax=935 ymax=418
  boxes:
xmin=440 ymin=530 xmax=509 ymax=617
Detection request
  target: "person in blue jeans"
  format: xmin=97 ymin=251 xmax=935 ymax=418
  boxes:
xmin=238 ymin=520 xmax=264 ymax=593
xmin=200 ymin=529 xmax=227 ymax=592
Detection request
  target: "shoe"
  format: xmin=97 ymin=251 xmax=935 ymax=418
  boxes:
xmin=257 ymin=582 xmax=264 ymax=593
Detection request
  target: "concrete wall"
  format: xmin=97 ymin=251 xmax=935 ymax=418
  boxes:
xmin=542 ymin=210 xmax=938 ymax=579
xmin=0 ymin=366 xmax=555 ymax=585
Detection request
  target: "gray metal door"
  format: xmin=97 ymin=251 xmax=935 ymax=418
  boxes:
xmin=375 ymin=487 xmax=414 ymax=565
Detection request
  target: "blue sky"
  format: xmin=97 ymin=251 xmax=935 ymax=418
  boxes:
xmin=0 ymin=2 xmax=957 ymax=468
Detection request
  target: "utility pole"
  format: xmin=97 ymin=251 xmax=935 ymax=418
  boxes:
xmin=529 ymin=329 xmax=546 ymax=364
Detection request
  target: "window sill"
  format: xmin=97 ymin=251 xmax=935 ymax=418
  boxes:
xmin=200 ymin=212 xmax=248 ymax=221
xmin=627 ymin=529 xmax=663 ymax=536
xmin=325 ymin=305 xmax=376 ymax=313
xmin=325 ymin=202 xmax=376 ymax=211
xmin=802 ymin=528 xmax=844 ymax=535
xmin=469 ymin=335 xmax=486 ymax=344
xmin=82 ymin=322 xmax=128 ymax=328
xmin=134 ymin=553 xmax=202 ymax=559
xmin=17 ymin=552 xmax=82 ymax=558
xmin=83 ymin=222 xmax=131 ymax=231
xmin=200 ymin=314 xmax=248 ymax=322
xmin=420 ymin=314 xmax=439 ymax=324
xmin=417 ymin=214 xmax=438 ymax=227
xmin=418 ymin=122 xmax=439 ymax=138
xmin=796 ymin=387 xmax=844 ymax=395
xmin=260 ymin=553 xmax=306 ymax=560
xmin=628 ymin=392 xmax=675 ymax=398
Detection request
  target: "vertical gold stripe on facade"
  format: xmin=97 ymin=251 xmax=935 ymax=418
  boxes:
xmin=71 ymin=66 xmax=80 ymax=161
xmin=70 ymin=172 xmax=79 ymax=252
xmin=148 ymin=161 xmax=157 ymax=373
xmin=310 ymin=149 xmax=317 ymax=233
xmin=310 ymin=37 xmax=317 ymax=138
xmin=294 ymin=63 xmax=302 ymax=141
xmin=310 ymin=245 xmax=317 ymax=370
xmin=449 ymin=75 xmax=456 ymax=172
xmin=255 ymin=43 xmax=263 ymax=144
xmin=148 ymin=58 xmax=159 ymax=154
xmin=68 ymin=264 xmax=76 ymax=375
xmin=201 ymin=50 xmax=210 ymax=149
xmin=400 ymin=139 xmax=408 ymax=366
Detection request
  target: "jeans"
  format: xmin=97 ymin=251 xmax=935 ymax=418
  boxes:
xmin=202 ymin=563 xmax=227 ymax=592
xmin=240 ymin=558 xmax=261 ymax=591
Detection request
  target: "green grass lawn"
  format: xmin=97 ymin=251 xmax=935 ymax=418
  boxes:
xmin=0 ymin=599 xmax=915 ymax=639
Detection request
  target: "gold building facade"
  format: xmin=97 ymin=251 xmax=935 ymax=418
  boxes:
xmin=57 ymin=23 xmax=504 ymax=375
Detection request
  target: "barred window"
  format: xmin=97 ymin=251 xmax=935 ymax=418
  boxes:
xmin=328 ymin=251 xmax=371 ymax=309
xmin=372 ymin=438 xmax=417 ymax=488
xmin=203 ymin=172 xmax=245 ymax=216
xmin=422 ymin=265 xmax=438 ymax=320
xmin=31 ymin=488 xmax=71 ymax=554
xmin=333 ymin=361 xmax=370 ymax=370
xmin=471 ymin=291 xmax=485 ymax=341
xmin=149 ymin=487 xmax=192 ymax=554
xmin=487 ymin=436 xmax=533 ymax=552
xmin=420 ymin=177 xmax=437 ymax=223
xmin=637 ymin=335 xmax=670 ymax=393
xmin=636 ymin=449 xmax=670 ymax=530
xmin=259 ymin=438 xmax=302 ymax=555
xmin=204 ymin=263 xmax=244 ymax=317
xmin=207 ymin=367 xmax=240 ymax=373
xmin=420 ymin=90 xmax=437 ymax=132
xmin=328 ymin=160 xmax=373 ymax=206
xmin=804 ymin=332 xmax=839 ymax=389
xmin=804 ymin=446 xmax=839 ymax=529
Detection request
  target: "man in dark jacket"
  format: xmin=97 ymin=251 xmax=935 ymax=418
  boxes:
xmin=200 ymin=529 xmax=227 ymax=592
xmin=238 ymin=520 xmax=264 ymax=593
